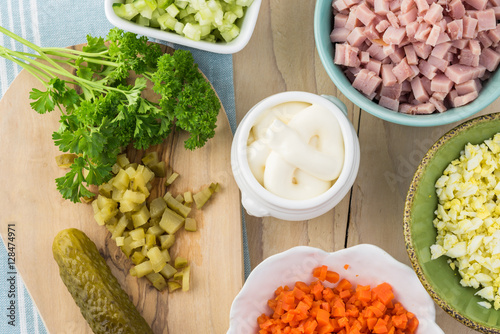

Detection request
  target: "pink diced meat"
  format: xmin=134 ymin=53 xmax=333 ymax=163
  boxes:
xmin=379 ymin=95 xmax=400 ymax=110
xmin=431 ymin=74 xmax=454 ymax=93
xmin=477 ymin=9 xmax=496 ymax=32
xmin=445 ymin=64 xmax=481 ymax=84
xmin=356 ymin=3 xmax=377 ymax=25
xmin=381 ymin=64 xmax=398 ymax=86
xmin=480 ymin=47 xmax=500 ymax=71
xmin=411 ymin=76 xmax=430 ymax=102
xmin=464 ymin=0 xmax=488 ymax=10
xmin=330 ymin=28 xmax=350 ymax=43
xmin=392 ymin=58 xmax=414 ymax=83
xmin=383 ymin=26 xmax=407 ymax=45
xmin=330 ymin=0 xmax=500 ymax=114
xmin=347 ymin=27 xmax=367 ymax=47
xmin=456 ymin=79 xmax=482 ymax=95
xmin=352 ymin=69 xmax=383 ymax=96
xmin=424 ymin=3 xmax=444 ymax=25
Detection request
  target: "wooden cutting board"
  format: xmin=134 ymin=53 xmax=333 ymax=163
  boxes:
xmin=0 ymin=44 xmax=243 ymax=334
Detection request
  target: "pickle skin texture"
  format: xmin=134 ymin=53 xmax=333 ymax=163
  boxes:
xmin=52 ymin=228 xmax=154 ymax=334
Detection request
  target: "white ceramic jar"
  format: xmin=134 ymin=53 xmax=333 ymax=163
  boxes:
xmin=231 ymin=91 xmax=360 ymax=221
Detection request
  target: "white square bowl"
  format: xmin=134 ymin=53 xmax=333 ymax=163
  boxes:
xmin=104 ymin=0 xmax=261 ymax=54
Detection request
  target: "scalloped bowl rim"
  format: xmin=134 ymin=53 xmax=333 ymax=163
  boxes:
xmin=227 ymin=244 xmax=444 ymax=334
xmin=313 ymin=0 xmax=500 ymax=127
xmin=104 ymin=0 xmax=262 ymax=54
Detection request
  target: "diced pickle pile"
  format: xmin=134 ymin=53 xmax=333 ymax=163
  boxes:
xmin=112 ymin=0 xmax=254 ymax=43
xmin=91 ymin=151 xmax=219 ymax=292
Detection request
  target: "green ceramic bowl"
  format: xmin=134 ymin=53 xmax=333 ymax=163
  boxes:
xmin=313 ymin=0 xmax=500 ymax=127
xmin=404 ymin=113 xmax=500 ymax=333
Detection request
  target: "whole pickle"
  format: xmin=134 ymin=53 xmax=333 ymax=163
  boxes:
xmin=52 ymin=228 xmax=154 ymax=334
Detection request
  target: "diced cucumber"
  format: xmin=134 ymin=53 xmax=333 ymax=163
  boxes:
xmin=158 ymin=13 xmax=178 ymax=30
xmin=174 ymin=0 xmax=189 ymax=9
xmin=145 ymin=0 xmax=158 ymax=10
xmin=183 ymin=22 xmax=201 ymax=41
xmin=166 ymin=3 xmax=180 ymax=17
xmin=113 ymin=3 xmax=139 ymax=21
xmin=158 ymin=0 xmax=174 ymax=9
xmin=140 ymin=6 xmax=154 ymax=19
xmin=133 ymin=0 xmax=148 ymax=12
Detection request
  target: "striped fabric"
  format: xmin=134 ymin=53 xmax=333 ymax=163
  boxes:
xmin=0 ymin=1 xmax=250 ymax=333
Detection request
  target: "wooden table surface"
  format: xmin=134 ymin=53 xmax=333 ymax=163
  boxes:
xmin=233 ymin=1 xmax=499 ymax=333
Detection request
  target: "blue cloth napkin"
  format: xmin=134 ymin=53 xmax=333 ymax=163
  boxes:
xmin=0 ymin=2 xmax=250 ymax=333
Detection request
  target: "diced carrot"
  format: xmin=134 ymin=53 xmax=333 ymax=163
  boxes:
xmin=326 ymin=270 xmax=340 ymax=283
xmin=257 ymin=265 xmax=418 ymax=334
xmin=373 ymin=318 xmax=388 ymax=333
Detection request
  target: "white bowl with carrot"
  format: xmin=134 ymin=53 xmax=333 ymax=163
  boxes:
xmin=227 ymin=244 xmax=444 ymax=334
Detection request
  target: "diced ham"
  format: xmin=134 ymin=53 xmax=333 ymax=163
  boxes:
xmin=345 ymin=8 xmax=361 ymax=30
xmin=352 ymin=69 xmax=383 ymax=96
xmin=413 ymin=42 xmax=432 ymax=59
xmin=449 ymin=0 xmax=466 ymax=19
xmin=330 ymin=28 xmax=350 ymax=43
xmin=411 ymin=76 xmax=430 ymax=102
xmin=459 ymin=48 xmax=480 ymax=66
xmin=464 ymin=0 xmax=488 ymax=10
xmin=419 ymin=60 xmax=438 ymax=79
xmin=360 ymin=51 xmax=370 ymax=63
xmin=431 ymin=42 xmax=452 ymax=58
xmin=347 ymin=27 xmax=367 ymax=47
xmin=477 ymin=9 xmax=497 ymax=32
xmin=429 ymin=97 xmax=447 ymax=112
xmin=330 ymin=0 xmax=499 ymax=113
xmin=356 ymin=3 xmax=377 ymax=25
xmin=380 ymin=82 xmax=402 ymax=99
xmin=392 ymin=58 xmax=414 ymax=83
xmin=404 ymin=45 xmax=419 ymax=65
xmin=414 ymin=0 xmax=429 ymax=13
xmin=379 ymin=95 xmax=400 ymax=110
xmin=427 ymin=55 xmax=448 ymax=72
xmin=451 ymin=91 xmax=479 ymax=107
xmin=488 ymin=25 xmax=500 ymax=45
xmin=480 ymin=47 xmax=500 ymax=71
xmin=400 ymin=0 xmax=415 ymax=12
xmin=412 ymin=102 xmax=437 ymax=114
xmin=363 ymin=24 xmax=380 ymax=40
xmin=431 ymin=74 xmax=454 ymax=93
xmin=376 ymin=20 xmax=391 ymax=33
xmin=365 ymin=59 xmax=382 ymax=75
xmin=478 ymin=31 xmax=494 ymax=48
xmin=333 ymin=0 xmax=349 ymax=12
xmin=406 ymin=21 xmax=420 ymax=40
xmin=447 ymin=20 xmax=463 ymax=40
xmin=399 ymin=7 xmax=418 ymax=26
xmin=424 ymin=3 xmax=444 ymax=25
xmin=387 ymin=11 xmax=400 ymax=28
xmin=445 ymin=64 xmax=481 ymax=84
xmin=381 ymin=64 xmax=398 ymax=86
xmin=462 ymin=16 xmax=478 ymax=39
xmin=334 ymin=14 xmax=349 ymax=28
xmin=373 ymin=0 xmax=390 ymax=15
xmin=366 ymin=43 xmax=387 ymax=61
xmin=426 ymin=25 xmax=441 ymax=46
xmin=456 ymin=79 xmax=482 ymax=95
xmin=389 ymin=47 xmax=406 ymax=64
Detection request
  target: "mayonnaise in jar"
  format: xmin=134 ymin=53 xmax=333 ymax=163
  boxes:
xmin=246 ymin=102 xmax=345 ymax=200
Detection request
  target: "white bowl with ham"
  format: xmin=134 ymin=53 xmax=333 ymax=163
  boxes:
xmin=314 ymin=0 xmax=500 ymax=126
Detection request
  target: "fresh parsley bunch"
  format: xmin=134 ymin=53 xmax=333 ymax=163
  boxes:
xmin=0 ymin=26 xmax=220 ymax=203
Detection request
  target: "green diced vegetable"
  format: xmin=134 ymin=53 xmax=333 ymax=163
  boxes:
xmin=113 ymin=3 xmax=140 ymax=21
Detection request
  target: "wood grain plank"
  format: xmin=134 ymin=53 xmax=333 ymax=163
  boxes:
xmin=233 ymin=0 xmax=353 ymax=270
xmin=0 ymin=46 xmax=242 ymax=334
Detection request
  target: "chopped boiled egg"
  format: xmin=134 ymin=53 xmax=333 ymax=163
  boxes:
xmin=431 ymin=133 xmax=500 ymax=309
